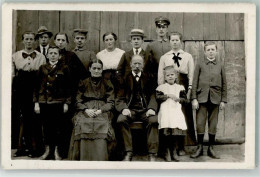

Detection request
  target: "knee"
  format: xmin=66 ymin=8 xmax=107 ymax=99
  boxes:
xmin=148 ymin=115 xmax=158 ymax=125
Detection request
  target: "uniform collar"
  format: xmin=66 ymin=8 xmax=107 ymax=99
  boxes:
xmin=74 ymin=45 xmax=87 ymax=51
xmin=157 ymin=37 xmax=168 ymax=42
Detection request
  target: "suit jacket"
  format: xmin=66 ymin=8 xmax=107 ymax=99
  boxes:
xmin=115 ymin=71 xmax=158 ymax=113
xmin=191 ymin=58 xmax=227 ymax=104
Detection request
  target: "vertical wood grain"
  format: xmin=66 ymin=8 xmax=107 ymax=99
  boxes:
xmin=183 ymin=13 xmax=203 ymax=40
xmin=203 ymin=13 xmax=226 ymax=40
xmin=225 ymin=13 xmax=244 ymax=40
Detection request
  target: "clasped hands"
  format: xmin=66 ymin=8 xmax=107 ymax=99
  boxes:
xmin=122 ymin=108 xmax=156 ymax=117
xmin=34 ymin=103 xmax=69 ymax=114
xmin=85 ymin=109 xmax=102 ymax=118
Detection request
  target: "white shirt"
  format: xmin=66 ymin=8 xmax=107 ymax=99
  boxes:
xmin=40 ymin=44 xmax=49 ymax=55
xmin=132 ymin=48 xmax=142 ymax=55
xmin=132 ymin=71 xmax=141 ymax=81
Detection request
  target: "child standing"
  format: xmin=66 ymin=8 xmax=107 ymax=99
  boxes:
xmin=34 ymin=46 xmax=71 ymax=160
xmin=191 ymin=42 xmax=227 ymax=159
xmin=156 ymin=65 xmax=188 ymax=162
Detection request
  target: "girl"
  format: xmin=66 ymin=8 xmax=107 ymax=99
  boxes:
xmin=156 ymin=65 xmax=188 ymax=162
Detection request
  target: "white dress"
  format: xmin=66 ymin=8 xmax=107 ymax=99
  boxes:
xmin=156 ymin=83 xmax=187 ymax=130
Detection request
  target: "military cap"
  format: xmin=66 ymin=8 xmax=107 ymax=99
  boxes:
xmin=35 ymin=26 xmax=53 ymax=39
xmin=73 ymin=29 xmax=88 ymax=36
xmin=155 ymin=16 xmax=170 ymax=26
xmin=129 ymin=29 xmax=146 ymax=38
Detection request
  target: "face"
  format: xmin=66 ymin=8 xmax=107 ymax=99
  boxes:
xmin=170 ymin=35 xmax=182 ymax=50
xmin=39 ymin=33 xmax=50 ymax=47
xmin=104 ymin=34 xmax=116 ymax=50
xmin=165 ymin=69 xmax=176 ymax=85
xmin=89 ymin=63 xmax=103 ymax=78
xmin=204 ymin=45 xmax=217 ymax=59
xmin=131 ymin=36 xmax=143 ymax=49
xmin=47 ymin=48 xmax=60 ymax=63
xmin=131 ymin=55 xmax=144 ymax=74
xmin=23 ymin=34 xmax=35 ymax=50
xmin=156 ymin=24 xmax=168 ymax=38
xmin=55 ymin=34 xmax=67 ymax=49
xmin=74 ymin=34 xmax=87 ymax=48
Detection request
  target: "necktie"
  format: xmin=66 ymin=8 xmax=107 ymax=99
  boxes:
xmin=135 ymin=49 xmax=138 ymax=55
xmin=22 ymin=52 xmax=36 ymax=59
xmin=43 ymin=47 xmax=46 ymax=56
xmin=172 ymin=53 xmax=182 ymax=67
xmin=135 ymin=74 xmax=139 ymax=82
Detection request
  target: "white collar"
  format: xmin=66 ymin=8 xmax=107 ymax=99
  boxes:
xmin=133 ymin=48 xmax=142 ymax=55
xmin=132 ymin=71 xmax=141 ymax=77
xmin=49 ymin=61 xmax=58 ymax=66
xmin=207 ymin=57 xmax=216 ymax=62
xmin=40 ymin=44 xmax=49 ymax=54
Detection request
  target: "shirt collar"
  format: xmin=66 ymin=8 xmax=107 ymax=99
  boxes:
xmin=165 ymin=49 xmax=184 ymax=55
xmin=132 ymin=71 xmax=142 ymax=77
xmin=49 ymin=60 xmax=58 ymax=66
xmin=205 ymin=57 xmax=217 ymax=65
xmin=74 ymin=45 xmax=87 ymax=51
xmin=133 ymin=48 xmax=142 ymax=55
xmin=157 ymin=37 xmax=168 ymax=42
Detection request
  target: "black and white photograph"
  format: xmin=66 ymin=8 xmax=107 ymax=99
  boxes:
xmin=1 ymin=2 xmax=256 ymax=169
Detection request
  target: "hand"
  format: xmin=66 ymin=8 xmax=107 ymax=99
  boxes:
xmin=34 ymin=102 xmax=40 ymax=114
xmin=187 ymin=89 xmax=191 ymax=100
xmin=85 ymin=109 xmax=96 ymax=118
xmin=219 ymin=102 xmax=225 ymax=110
xmin=146 ymin=109 xmax=156 ymax=117
xmin=192 ymin=99 xmax=199 ymax=110
xmin=63 ymin=104 xmax=69 ymax=113
xmin=167 ymin=94 xmax=180 ymax=102
xmin=94 ymin=110 xmax=102 ymax=116
xmin=122 ymin=109 xmax=131 ymax=117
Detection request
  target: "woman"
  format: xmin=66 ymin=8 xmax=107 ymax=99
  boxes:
xmin=96 ymin=32 xmax=125 ymax=90
xmin=68 ymin=59 xmax=115 ymax=161
xmin=53 ymin=32 xmax=87 ymax=158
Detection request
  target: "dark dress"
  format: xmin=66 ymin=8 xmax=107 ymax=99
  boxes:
xmin=68 ymin=77 xmax=115 ymax=161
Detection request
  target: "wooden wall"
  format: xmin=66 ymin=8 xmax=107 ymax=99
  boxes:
xmin=12 ymin=10 xmax=245 ymax=142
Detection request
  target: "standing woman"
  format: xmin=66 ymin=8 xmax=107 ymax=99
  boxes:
xmin=158 ymin=32 xmax=195 ymax=157
xmin=68 ymin=59 xmax=115 ymax=161
xmin=96 ymin=32 xmax=125 ymax=91
xmin=54 ymin=32 xmax=87 ymax=158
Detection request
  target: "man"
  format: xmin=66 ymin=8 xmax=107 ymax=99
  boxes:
xmin=116 ymin=54 xmax=158 ymax=161
xmin=35 ymin=26 xmax=53 ymax=59
xmin=12 ymin=31 xmax=46 ymax=157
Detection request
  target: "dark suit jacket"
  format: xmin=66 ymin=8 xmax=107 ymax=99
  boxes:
xmin=115 ymin=71 xmax=158 ymax=113
xmin=191 ymin=58 xmax=227 ymax=104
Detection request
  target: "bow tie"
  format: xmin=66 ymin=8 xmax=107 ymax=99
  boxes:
xmin=22 ymin=52 xmax=36 ymax=59
xmin=172 ymin=53 xmax=182 ymax=67
xmin=206 ymin=59 xmax=217 ymax=65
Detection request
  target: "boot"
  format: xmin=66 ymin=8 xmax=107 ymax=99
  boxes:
xmin=164 ymin=147 xmax=171 ymax=162
xmin=39 ymin=145 xmax=50 ymax=160
xmin=207 ymin=134 xmax=220 ymax=159
xmin=190 ymin=134 xmax=204 ymax=158
xmin=171 ymin=138 xmax=180 ymax=162
xmin=177 ymin=136 xmax=186 ymax=156
xmin=54 ymin=146 xmax=62 ymax=160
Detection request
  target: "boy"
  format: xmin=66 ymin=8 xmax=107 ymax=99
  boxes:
xmin=72 ymin=29 xmax=96 ymax=74
xmin=35 ymin=26 xmax=53 ymax=58
xmin=34 ymin=46 xmax=71 ymax=160
xmin=191 ymin=42 xmax=227 ymax=159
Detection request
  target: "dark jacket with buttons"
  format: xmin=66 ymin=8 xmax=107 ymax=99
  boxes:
xmin=191 ymin=57 xmax=227 ymax=104
xmin=33 ymin=61 xmax=72 ymax=104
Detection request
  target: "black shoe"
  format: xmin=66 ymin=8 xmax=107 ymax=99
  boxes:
xmin=171 ymin=149 xmax=180 ymax=162
xmin=13 ymin=149 xmax=28 ymax=157
xmin=164 ymin=148 xmax=171 ymax=162
xmin=207 ymin=146 xmax=220 ymax=159
xmin=122 ymin=152 xmax=133 ymax=161
xmin=178 ymin=149 xmax=186 ymax=156
xmin=39 ymin=146 xmax=50 ymax=160
xmin=54 ymin=146 xmax=62 ymax=160
xmin=148 ymin=153 xmax=157 ymax=162
xmin=190 ymin=144 xmax=203 ymax=158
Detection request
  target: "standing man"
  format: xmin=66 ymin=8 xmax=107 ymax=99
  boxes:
xmin=12 ymin=31 xmax=46 ymax=157
xmin=35 ymin=26 xmax=53 ymax=60
xmin=116 ymin=55 xmax=158 ymax=162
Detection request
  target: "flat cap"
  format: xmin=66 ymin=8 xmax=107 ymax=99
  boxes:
xmin=129 ymin=29 xmax=146 ymax=37
xmin=35 ymin=26 xmax=53 ymax=39
xmin=155 ymin=16 xmax=170 ymax=26
xmin=73 ymin=29 xmax=88 ymax=35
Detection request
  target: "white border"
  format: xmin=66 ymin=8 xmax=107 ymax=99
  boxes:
xmin=1 ymin=2 xmax=256 ymax=169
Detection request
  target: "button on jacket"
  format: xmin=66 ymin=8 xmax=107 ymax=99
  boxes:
xmin=191 ymin=58 xmax=227 ymax=104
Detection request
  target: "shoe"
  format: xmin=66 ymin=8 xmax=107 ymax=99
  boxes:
xmin=122 ymin=151 xmax=133 ymax=161
xmin=171 ymin=149 xmax=180 ymax=162
xmin=39 ymin=146 xmax=50 ymax=160
xmin=13 ymin=149 xmax=28 ymax=157
xmin=178 ymin=149 xmax=186 ymax=156
xmin=164 ymin=148 xmax=171 ymax=162
xmin=54 ymin=146 xmax=62 ymax=160
xmin=148 ymin=153 xmax=156 ymax=162
xmin=207 ymin=146 xmax=220 ymax=159
xmin=190 ymin=144 xmax=203 ymax=158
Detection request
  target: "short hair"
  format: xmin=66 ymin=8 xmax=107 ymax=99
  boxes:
xmin=103 ymin=32 xmax=118 ymax=41
xmin=47 ymin=46 xmax=61 ymax=55
xmin=89 ymin=59 xmax=103 ymax=68
xmin=54 ymin=32 xmax=69 ymax=43
xmin=131 ymin=54 xmax=144 ymax=64
xmin=204 ymin=41 xmax=217 ymax=51
xmin=168 ymin=31 xmax=183 ymax=41
xmin=163 ymin=65 xmax=179 ymax=82
xmin=22 ymin=31 xmax=35 ymax=40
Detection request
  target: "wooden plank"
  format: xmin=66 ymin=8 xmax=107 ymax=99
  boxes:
xmin=225 ymin=13 xmax=244 ymax=40
xmin=224 ymin=41 xmax=245 ymax=139
xmin=100 ymin=11 xmax=119 ymax=51
xmin=59 ymin=11 xmax=81 ymax=51
xmin=166 ymin=12 xmax=184 ymax=35
xmin=183 ymin=41 xmax=204 ymax=66
xmin=81 ymin=11 xmax=100 ymax=53
xmin=183 ymin=13 xmax=203 ymax=40
xmin=38 ymin=10 xmax=60 ymax=46
xmin=16 ymin=10 xmax=39 ymax=51
xmin=203 ymin=13 xmax=226 ymax=40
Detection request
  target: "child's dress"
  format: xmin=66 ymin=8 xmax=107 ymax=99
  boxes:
xmin=156 ymin=83 xmax=187 ymax=131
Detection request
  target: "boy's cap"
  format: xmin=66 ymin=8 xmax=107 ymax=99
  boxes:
xmin=155 ymin=16 xmax=170 ymax=26
xmin=73 ymin=29 xmax=88 ymax=35
xmin=129 ymin=29 xmax=146 ymax=38
xmin=35 ymin=26 xmax=53 ymax=39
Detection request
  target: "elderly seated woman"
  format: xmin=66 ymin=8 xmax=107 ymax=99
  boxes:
xmin=68 ymin=59 xmax=116 ymax=161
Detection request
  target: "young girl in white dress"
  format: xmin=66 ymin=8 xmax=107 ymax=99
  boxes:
xmin=156 ymin=65 xmax=188 ymax=162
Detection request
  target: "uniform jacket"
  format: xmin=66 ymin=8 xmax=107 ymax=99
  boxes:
xmin=115 ymin=72 xmax=158 ymax=113
xmin=33 ymin=61 xmax=72 ymax=104
xmin=191 ymin=58 xmax=227 ymax=104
